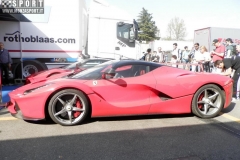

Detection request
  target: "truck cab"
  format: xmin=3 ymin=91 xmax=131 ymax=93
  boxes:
xmin=87 ymin=0 xmax=140 ymax=60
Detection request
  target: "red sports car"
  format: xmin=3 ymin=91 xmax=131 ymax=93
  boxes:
xmin=6 ymin=60 xmax=233 ymax=126
xmin=25 ymin=58 xmax=112 ymax=84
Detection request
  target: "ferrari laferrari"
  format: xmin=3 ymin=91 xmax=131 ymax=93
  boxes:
xmin=25 ymin=58 xmax=112 ymax=84
xmin=7 ymin=60 xmax=233 ymax=126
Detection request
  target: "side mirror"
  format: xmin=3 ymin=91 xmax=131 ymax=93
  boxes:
xmin=102 ymin=68 xmax=116 ymax=79
xmin=134 ymin=30 xmax=138 ymax=40
xmin=133 ymin=19 xmax=139 ymax=40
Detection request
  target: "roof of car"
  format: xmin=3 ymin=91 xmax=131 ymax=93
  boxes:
xmin=85 ymin=58 xmax=115 ymax=61
xmin=113 ymin=60 xmax=162 ymax=68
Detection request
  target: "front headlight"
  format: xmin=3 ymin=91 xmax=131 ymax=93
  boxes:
xmin=23 ymin=83 xmax=54 ymax=95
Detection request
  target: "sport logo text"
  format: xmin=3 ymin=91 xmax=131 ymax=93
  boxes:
xmin=0 ymin=0 xmax=44 ymax=14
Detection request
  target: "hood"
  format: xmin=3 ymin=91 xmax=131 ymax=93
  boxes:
xmin=13 ymin=78 xmax=88 ymax=93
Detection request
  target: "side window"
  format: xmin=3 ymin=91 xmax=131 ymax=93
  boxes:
xmin=117 ymin=24 xmax=131 ymax=39
xmin=114 ymin=65 xmax=149 ymax=78
xmin=150 ymin=65 xmax=160 ymax=71
xmin=129 ymin=27 xmax=135 ymax=40
xmin=117 ymin=23 xmax=135 ymax=48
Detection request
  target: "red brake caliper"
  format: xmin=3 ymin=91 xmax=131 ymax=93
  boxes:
xmin=73 ymin=98 xmax=82 ymax=117
xmin=198 ymin=93 xmax=204 ymax=110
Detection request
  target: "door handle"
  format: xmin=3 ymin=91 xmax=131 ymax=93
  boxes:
xmin=115 ymin=47 xmax=120 ymax=50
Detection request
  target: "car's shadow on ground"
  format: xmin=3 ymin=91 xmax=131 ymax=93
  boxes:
xmin=24 ymin=118 xmax=56 ymax=125
xmin=0 ymin=111 xmax=9 ymax=116
xmin=13 ymin=103 xmax=238 ymax=126
xmin=221 ymin=102 xmax=236 ymax=113
xmin=0 ymin=108 xmax=9 ymax=116
xmin=24 ymin=113 xmax=194 ymax=126
xmin=90 ymin=114 xmax=193 ymax=122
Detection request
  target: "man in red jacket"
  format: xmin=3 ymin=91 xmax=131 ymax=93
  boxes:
xmin=211 ymin=39 xmax=225 ymax=73
xmin=211 ymin=39 xmax=225 ymax=62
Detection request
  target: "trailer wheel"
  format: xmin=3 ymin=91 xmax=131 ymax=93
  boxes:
xmin=14 ymin=60 xmax=48 ymax=79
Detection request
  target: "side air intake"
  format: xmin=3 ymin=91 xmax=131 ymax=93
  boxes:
xmin=158 ymin=92 xmax=172 ymax=101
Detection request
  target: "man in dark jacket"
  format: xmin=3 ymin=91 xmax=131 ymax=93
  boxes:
xmin=0 ymin=42 xmax=12 ymax=85
xmin=144 ymin=48 xmax=152 ymax=62
xmin=214 ymin=56 xmax=240 ymax=101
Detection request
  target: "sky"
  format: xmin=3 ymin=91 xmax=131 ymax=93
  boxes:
xmin=86 ymin=0 xmax=240 ymax=40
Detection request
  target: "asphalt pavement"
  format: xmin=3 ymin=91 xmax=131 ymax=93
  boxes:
xmin=0 ymin=101 xmax=240 ymax=160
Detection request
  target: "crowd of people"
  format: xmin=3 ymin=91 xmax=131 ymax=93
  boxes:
xmin=140 ymin=38 xmax=240 ymax=101
xmin=141 ymin=39 xmax=240 ymax=72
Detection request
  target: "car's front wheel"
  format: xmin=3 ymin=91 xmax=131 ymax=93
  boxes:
xmin=192 ymin=84 xmax=225 ymax=118
xmin=48 ymin=89 xmax=89 ymax=126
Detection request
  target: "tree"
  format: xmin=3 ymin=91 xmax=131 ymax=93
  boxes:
xmin=137 ymin=8 xmax=159 ymax=42
xmin=166 ymin=17 xmax=187 ymax=41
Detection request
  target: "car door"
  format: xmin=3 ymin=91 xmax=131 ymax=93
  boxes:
xmin=148 ymin=66 xmax=192 ymax=115
xmin=86 ymin=64 xmax=156 ymax=117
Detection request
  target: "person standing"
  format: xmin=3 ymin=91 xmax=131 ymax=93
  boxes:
xmin=139 ymin=52 xmax=147 ymax=60
xmin=214 ymin=56 xmax=240 ymax=101
xmin=225 ymin=38 xmax=235 ymax=58
xmin=172 ymin=43 xmax=181 ymax=68
xmin=0 ymin=42 xmax=12 ymax=86
xmin=236 ymin=45 xmax=240 ymax=56
xmin=170 ymin=55 xmax=178 ymax=67
xmin=163 ymin=51 xmax=172 ymax=63
xmin=211 ymin=39 xmax=225 ymax=73
xmin=191 ymin=43 xmax=202 ymax=72
xmin=162 ymin=51 xmax=167 ymax=63
xmin=157 ymin=47 xmax=164 ymax=62
xmin=144 ymin=48 xmax=152 ymax=62
xmin=200 ymin=46 xmax=211 ymax=72
xmin=172 ymin=43 xmax=181 ymax=61
xmin=151 ymin=51 xmax=160 ymax=62
xmin=181 ymin=46 xmax=190 ymax=69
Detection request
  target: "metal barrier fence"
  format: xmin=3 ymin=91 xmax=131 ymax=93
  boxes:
xmin=159 ymin=62 xmax=210 ymax=72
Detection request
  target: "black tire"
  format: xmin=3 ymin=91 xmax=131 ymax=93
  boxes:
xmin=13 ymin=60 xmax=48 ymax=79
xmin=192 ymin=84 xmax=225 ymax=119
xmin=48 ymin=89 xmax=89 ymax=126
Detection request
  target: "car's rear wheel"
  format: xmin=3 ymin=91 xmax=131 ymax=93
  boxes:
xmin=48 ymin=89 xmax=89 ymax=126
xmin=192 ymin=84 xmax=225 ymax=118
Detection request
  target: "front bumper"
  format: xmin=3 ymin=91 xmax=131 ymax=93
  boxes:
xmin=6 ymin=100 xmax=45 ymax=121
xmin=6 ymin=90 xmax=48 ymax=121
xmin=223 ymin=81 xmax=233 ymax=108
xmin=6 ymin=101 xmax=24 ymax=119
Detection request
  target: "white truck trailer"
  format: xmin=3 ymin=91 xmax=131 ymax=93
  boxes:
xmin=194 ymin=27 xmax=240 ymax=52
xmin=0 ymin=0 xmax=140 ymax=81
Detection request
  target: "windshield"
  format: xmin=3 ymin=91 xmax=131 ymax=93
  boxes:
xmin=70 ymin=60 xmax=118 ymax=80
